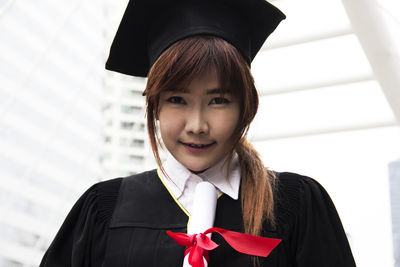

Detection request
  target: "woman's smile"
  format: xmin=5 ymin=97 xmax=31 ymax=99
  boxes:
xmin=180 ymin=141 xmax=217 ymax=152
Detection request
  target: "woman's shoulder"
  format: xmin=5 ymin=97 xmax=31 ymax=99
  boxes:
xmin=40 ymin=169 xmax=161 ymax=266
xmin=274 ymin=171 xmax=327 ymax=198
xmin=89 ymin=176 xmax=123 ymax=199
xmin=272 ymin=172 xmax=356 ymax=266
xmin=275 ymin=171 xmax=320 ymax=186
xmin=74 ymin=169 xmax=158 ymax=220
xmin=90 ymin=169 xmax=158 ymax=197
xmin=273 ymin=171 xmax=336 ymax=223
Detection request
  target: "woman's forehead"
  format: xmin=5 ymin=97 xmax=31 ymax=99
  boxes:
xmin=166 ymin=76 xmax=232 ymax=95
xmin=166 ymin=68 xmax=232 ymax=92
xmin=165 ymin=87 xmax=232 ymax=95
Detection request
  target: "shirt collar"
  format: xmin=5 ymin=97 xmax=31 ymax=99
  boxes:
xmin=197 ymin=153 xmax=240 ymax=200
xmin=162 ymin=152 xmax=241 ymax=200
xmin=162 ymin=152 xmax=192 ymax=198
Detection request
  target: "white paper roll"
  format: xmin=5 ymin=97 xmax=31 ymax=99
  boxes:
xmin=183 ymin=181 xmax=218 ymax=267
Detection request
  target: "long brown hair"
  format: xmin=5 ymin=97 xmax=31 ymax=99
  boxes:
xmin=144 ymin=36 xmax=276 ymax=237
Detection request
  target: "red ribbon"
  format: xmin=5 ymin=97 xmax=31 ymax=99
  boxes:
xmin=166 ymin=227 xmax=281 ymax=267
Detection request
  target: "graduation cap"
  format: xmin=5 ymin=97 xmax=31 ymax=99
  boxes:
xmin=105 ymin=0 xmax=285 ymax=77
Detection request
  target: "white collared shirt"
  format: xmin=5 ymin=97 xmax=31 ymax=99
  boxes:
xmin=160 ymin=152 xmax=241 ymax=215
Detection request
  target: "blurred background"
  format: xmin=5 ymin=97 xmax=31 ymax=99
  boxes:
xmin=0 ymin=0 xmax=399 ymax=266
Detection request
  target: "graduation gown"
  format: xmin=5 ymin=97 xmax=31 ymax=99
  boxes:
xmin=40 ymin=170 xmax=356 ymax=266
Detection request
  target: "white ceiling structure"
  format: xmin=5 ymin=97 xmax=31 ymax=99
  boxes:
xmin=249 ymin=1 xmax=400 ymax=266
xmin=250 ymin=0 xmax=399 ymax=141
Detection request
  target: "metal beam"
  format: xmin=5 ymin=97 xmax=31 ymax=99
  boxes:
xmin=341 ymin=0 xmax=400 ymax=124
xmin=249 ymin=121 xmax=397 ymax=142
xmin=263 ymin=28 xmax=353 ymax=50
xmin=258 ymin=73 xmax=374 ymax=96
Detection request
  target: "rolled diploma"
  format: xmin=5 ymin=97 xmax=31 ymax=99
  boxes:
xmin=183 ymin=181 xmax=218 ymax=267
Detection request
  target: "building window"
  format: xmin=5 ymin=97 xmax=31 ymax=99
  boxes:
xmin=120 ymin=138 xmax=144 ymax=148
xmin=122 ymin=89 xmax=143 ymax=98
xmin=121 ymin=122 xmax=135 ymax=130
xmin=119 ymin=154 xmax=144 ymax=165
xmin=100 ymin=153 xmax=112 ymax=163
xmin=121 ymin=105 xmax=142 ymax=114
xmin=131 ymin=139 xmax=144 ymax=148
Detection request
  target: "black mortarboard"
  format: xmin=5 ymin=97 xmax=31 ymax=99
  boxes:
xmin=105 ymin=0 xmax=285 ymax=77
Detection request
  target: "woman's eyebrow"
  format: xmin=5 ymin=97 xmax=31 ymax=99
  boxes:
xmin=206 ymin=88 xmax=230 ymax=95
xmin=165 ymin=88 xmax=189 ymax=94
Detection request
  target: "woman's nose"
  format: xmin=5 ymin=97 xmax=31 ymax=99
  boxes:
xmin=185 ymin=109 xmax=209 ymax=135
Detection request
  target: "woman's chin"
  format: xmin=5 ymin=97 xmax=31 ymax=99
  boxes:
xmin=189 ymin=168 xmax=209 ymax=174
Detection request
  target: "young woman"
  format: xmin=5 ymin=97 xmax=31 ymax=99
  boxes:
xmin=40 ymin=0 xmax=356 ymax=266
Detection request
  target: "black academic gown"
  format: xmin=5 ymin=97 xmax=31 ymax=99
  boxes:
xmin=40 ymin=170 xmax=356 ymax=267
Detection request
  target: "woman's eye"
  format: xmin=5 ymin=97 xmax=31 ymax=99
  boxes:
xmin=210 ymin=97 xmax=230 ymax=105
xmin=167 ymin=96 xmax=185 ymax=104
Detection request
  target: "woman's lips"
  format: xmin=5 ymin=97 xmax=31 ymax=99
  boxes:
xmin=180 ymin=141 xmax=216 ymax=152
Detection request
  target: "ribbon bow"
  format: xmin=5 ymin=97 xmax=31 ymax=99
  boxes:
xmin=166 ymin=227 xmax=281 ymax=267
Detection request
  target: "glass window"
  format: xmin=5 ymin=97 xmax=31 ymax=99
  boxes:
xmin=121 ymin=105 xmax=142 ymax=114
xmin=131 ymin=139 xmax=144 ymax=148
xmin=120 ymin=122 xmax=135 ymax=130
xmin=120 ymin=138 xmax=144 ymax=148
xmin=119 ymin=154 xmax=144 ymax=165
xmin=122 ymin=89 xmax=143 ymax=98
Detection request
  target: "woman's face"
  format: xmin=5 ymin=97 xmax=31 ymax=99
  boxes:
xmin=158 ymin=69 xmax=240 ymax=172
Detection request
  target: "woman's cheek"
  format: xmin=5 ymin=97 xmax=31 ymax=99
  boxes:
xmin=211 ymin=114 xmax=238 ymax=139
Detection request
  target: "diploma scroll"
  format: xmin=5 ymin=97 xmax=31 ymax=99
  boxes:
xmin=183 ymin=181 xmax=218 ymax=267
